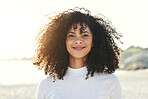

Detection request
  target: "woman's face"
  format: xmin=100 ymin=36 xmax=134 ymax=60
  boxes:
xmin=66 ymin=23 xmax=93 ymax=59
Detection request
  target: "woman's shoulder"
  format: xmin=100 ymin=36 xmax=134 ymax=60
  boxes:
xmin=97 ymin=72 xmax=120 ymax=82
xmin=37 ymin=76 xmax=53 ymax=91
xmin=39 ymin=76 xmax=53 ymax=85
xmin=107 ymin=73 xmax=120 ymax=83
xmin=36 ymin=76 xmax=54 ymax=98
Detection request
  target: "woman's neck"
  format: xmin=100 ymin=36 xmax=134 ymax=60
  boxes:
xmin=69 ymin=56 xmax=87 ymax=69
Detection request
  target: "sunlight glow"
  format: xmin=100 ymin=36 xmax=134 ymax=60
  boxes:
xmin=0 ymin=0 xmax=148 ymax=59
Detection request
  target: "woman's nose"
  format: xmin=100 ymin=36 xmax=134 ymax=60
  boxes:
xmin=74 ymin=39 xmax=83 ymax=44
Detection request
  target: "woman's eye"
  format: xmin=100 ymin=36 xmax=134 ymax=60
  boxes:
xmin=82 ymin=34 xmax=89 ymax=37
xmin=68 ymin=35 xmax=75 ymax=37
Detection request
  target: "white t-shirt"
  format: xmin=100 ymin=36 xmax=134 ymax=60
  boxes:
xmin=36 ymin=66 xmax=122 ymax=99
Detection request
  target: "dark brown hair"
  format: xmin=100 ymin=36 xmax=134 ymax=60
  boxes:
xmin=33 ymin=7 xmax=122 ymax=82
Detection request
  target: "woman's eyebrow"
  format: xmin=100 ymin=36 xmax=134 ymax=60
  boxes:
xmin=82 ymin=31 xmax=89 ymax=33
xmin=68 ymin=32 xmax=75 ymax=33
xmin=68 ymin=31 xmax=90 ymax=34
xmin=80 ymin=31 xmax=90 ymax=34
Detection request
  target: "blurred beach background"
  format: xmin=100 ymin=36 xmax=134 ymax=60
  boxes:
xmin=0 ymin=0 xmax=148 ymax=99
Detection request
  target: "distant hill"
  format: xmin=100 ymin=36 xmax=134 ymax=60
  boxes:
xmin=120 ymin=46 xmax=148 ymax=70
xmin=0 ymin=57 xmax=32 ymax=61
xmin=21 ymin=57 xmax=32 ymax=60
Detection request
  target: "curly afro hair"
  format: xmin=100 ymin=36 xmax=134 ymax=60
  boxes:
xmin=32 ymin=7 xmax=123 ymax=82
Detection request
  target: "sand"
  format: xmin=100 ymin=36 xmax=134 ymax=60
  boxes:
xmin=0 ymin=69 xmax=148 ymax=99
xmin=0 ymin=84 xmax=37 ymax=99
xmin=118 ymin=69 xmax=148 ymax=99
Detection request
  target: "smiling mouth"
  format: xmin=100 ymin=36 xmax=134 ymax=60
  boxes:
xmin=72 ymin=47 xmax=85 ymax=50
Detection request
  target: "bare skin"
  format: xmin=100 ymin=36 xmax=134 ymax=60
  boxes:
xmin=69 ymin=56 xmax=87 ymax=69
xmin=66 ymin=23 xmax=93 ymax=69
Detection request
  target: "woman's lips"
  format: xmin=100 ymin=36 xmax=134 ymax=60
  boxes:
xmin=72 ymin=47 xmax=85 ymax=50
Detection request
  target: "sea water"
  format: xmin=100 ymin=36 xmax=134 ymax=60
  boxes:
xmin=0 ymin=60 xmax=123 ymax=85
xmin=0 ymin=60 xmax=47 ymax=85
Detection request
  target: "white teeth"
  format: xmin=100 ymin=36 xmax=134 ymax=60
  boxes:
xmin=76 ymin=48 xmax=83 ymax=49
xmin=73 ymin=47 xmax=84 ymax=50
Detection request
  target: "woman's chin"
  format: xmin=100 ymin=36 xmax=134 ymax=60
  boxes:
xmin=70 ymin=55 xmax=87 ymax=59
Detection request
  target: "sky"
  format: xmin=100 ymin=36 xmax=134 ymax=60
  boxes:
xmin=0 ymin=0 xmax=148 ymax=59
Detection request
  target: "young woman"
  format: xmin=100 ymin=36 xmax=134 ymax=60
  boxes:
xmin=33 ymin=7 xmax=123 ymax=99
